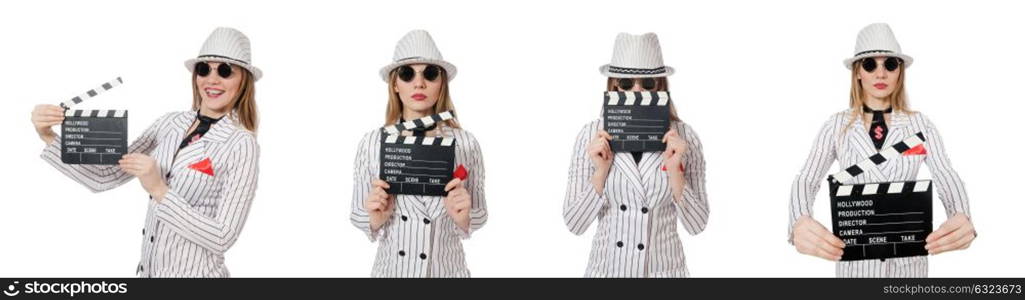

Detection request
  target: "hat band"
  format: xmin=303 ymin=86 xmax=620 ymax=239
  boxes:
xmin=607 ymin=66 xmax=667 ymax=75
xmin=197 ymin=54 xmax=250 ymax=65
xmin=854 ymin=49 xmax=895 ymax=57
xmin=397 ymin=56 xmax=429 ymax=62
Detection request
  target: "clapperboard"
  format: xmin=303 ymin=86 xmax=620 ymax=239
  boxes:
xmin=602 ymin=91 xmax=671 ymax=152
xmin=379 ymin=111 xmax=456 ymax=196
xmin=59 ymin=78 xmax=128 ymax=165
xmin=828 ymin=132 xmax=932 ymax=261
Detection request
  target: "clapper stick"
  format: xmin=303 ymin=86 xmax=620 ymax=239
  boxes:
xmin=60 ymin=77 xmax=123 ymax=109
xmin=382 ymin=111 xmax=454 ymax=135
xmin=827 ymin=132 xmax=926 ymax=184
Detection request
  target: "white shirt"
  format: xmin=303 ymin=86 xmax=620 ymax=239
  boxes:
xmin=789 ymin=109 xmax=970 ymax=277
xmin=41 ymin=111 xmax=260 ymax=277
xmin=350 ymin=126 xmax=487 ymax=277
xmin=564 ymin=119 xmax=709 ymax=277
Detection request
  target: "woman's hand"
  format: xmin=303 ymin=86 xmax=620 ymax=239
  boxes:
xmin=792 ymin=215 xmax=845 ymax=261
xmin=925 ymin=213 xmax=976 ymax=255
xmin=444 ymin=178 xmax=471 ymax=232
xmin=31 ymin=104 xmax=65 ymax=144
xmin=662 ymin=128 xmax=688 ymax=201
xmin=366 ymin=179 xmax=395 ymax=231
xmin=119 ymin=153 xmax=169 ymax=201
xmin=587 ymin=130 xmax=614 ymax=195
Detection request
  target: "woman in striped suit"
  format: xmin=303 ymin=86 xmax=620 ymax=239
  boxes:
xmin=564 ymin=32 xmax=709 ymax=277
xmin=350 ymin=30 xmax=487 ymax=277
xmin=789 ymin=23 xmax=976 ymax=277
xmin=29 ymin=27 xmax=261 ymax=277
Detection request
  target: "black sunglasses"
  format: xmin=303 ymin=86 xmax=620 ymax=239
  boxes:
xmin=195 ymin=62 xmax=234 ymax=78
xmin=860 ymin=57 xmax=903 ymax=73
xmin=397 ymin=65 xmax=442 ymax=82
xmin=616 ymin=78 xmax=658 ymax=91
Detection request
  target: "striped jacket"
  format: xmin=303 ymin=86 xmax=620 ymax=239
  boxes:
xmin=564 ymin=119 xmax=709 ymax=277
xmin=41 ymin=110 xmax=260 ymax=277
xmin=350 ymin=126 xmax=487 ymax=277
xmin=789 ymin=109 xmax=970 ymax=277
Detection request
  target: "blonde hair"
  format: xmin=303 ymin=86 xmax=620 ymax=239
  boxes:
xmin=191 ymin=67 xmax=258 ymax=132
xmin=384 ymin=67 xmax=460 ymax=128
xmin=846 ymin=59 xmax=910 ymax=130
xmin=606 ymin=77 xmax=681 ymax=122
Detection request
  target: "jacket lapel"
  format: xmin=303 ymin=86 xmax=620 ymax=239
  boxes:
xmin=637 ymin=152 xmax=667 ymax=206
xmin=612 ymin=152 xmax=646 ymax=201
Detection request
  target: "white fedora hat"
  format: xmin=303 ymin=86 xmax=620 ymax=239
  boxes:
xmin=843 ymin=23 xmax=914 ymax=70
xmin=185 ymin=27 xmax=263 ymax=81
xmin=599 ymin=32 xmax=674 ymax=78
xmin=379 ymin=30 xmax=457 ymax=82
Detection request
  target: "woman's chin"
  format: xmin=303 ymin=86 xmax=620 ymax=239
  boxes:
xmin=201 ymin=99 xmax=231 ymax=113
xmin=403 ymin=101 xmax=437 ymax=113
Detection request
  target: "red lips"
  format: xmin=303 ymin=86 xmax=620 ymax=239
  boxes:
xmin=411 ymin=93 xmax=427 ymax=101
xmin=873 ymin=83 xmax=888 ymax=90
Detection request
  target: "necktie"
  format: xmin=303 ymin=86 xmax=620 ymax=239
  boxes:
xmin=863 ymin=105 xmax=892 ymax=150
xmin=179 ymin=112 xmax=223 ymax=150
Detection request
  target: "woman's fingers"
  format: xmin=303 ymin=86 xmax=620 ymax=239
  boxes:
xmin=371 ymin=179 xmax=390 ymax=190
xmin=444 ymin=178 xmax=464 ymax=192
xmin=661 ymin=129 xmax=676 ymax=143
xmin=938 ymin=229 xmax=975 ymax=253
xmin=927 ymin=224 xmax=973 ymax=254
xmin=810 ymin=225 xmax=846 ymax=249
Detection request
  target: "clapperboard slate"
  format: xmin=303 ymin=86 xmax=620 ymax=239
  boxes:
xmin=602 ymin=91 xmax=670 ymax=152
xmin=379 ymin=112 xmax=456 ymax=196
xmin=60 ymin=78 xmax=128 ymax=165
xmin=828 ymin=132 xmax=932 ymax=261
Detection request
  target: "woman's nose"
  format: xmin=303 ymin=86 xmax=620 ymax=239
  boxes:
xmin=413 ymin=74 xmax=427 ymax=88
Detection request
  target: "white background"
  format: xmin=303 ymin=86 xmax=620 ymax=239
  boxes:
xmin=1 ymin=0 xmax=1022 ymax=277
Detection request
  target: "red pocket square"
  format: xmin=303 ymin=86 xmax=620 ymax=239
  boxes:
xmin=189 ymin=158 xmax=215 ymax=176
xmin=903 ymin=144 xmax=927 ymax=156
xmin=453 ymin=164 xmax=468 ymax=181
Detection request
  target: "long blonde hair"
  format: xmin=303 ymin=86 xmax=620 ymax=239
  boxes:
xmin=606 ymin=77 xmax=681 ymax=122
xmin=384 ymin=67 xmax=460 ymax=128
xmin=191 ymin=67 xmax=258 ymax=132
xmin=846 ymin=59 xmax=910 ymax=129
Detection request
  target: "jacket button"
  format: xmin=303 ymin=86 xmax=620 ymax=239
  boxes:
xmin=641 ymin=207 xmax=649 ymax=214
xmin=150 ymin=236 xmax=154 ymax=243
xmin=142 ymin=228 xmax=145 ymax=235
xmin=619 ymin=204 xmax=627 ymax=211
xmin=637 ymin=243 xmax=645 ymax=250
xmin=401 ymin=215 xmax=408 ymax=221
xmin=419 ymin=253 xmax=427 ymax=260
xmin=616 ymin=241 xmax=623 ymax=248
xmin=423 ymin=218 xmax=431 ymax=225
xmin=398 ymin=250 xmax=406 ymax=256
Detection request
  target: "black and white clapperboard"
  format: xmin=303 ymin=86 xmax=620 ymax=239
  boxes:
xmin=59 ymin=77 xmax=128 ymax=165
xmin=379 ymin=111 xmax=456 ymax=196
xmin=828 ymin=132 xmax=933 ymax=261
xmin=602 ymin=91 xmax=671 ymax=152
